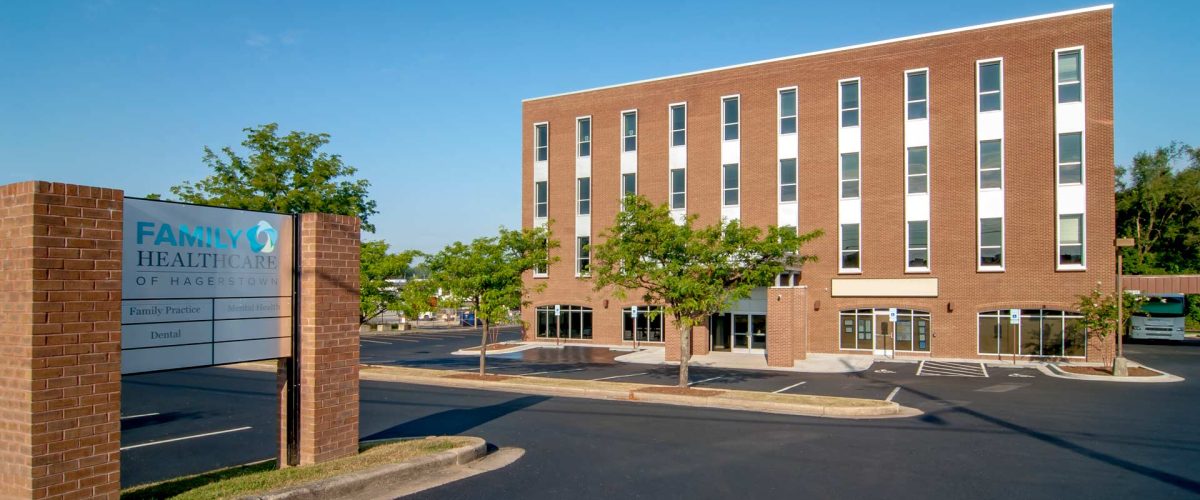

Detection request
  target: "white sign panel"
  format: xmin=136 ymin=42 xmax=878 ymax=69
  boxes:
xmin=121 ymin=198 xmax=295 ymax=374
xmin=1009 ymin=309 xmax=1020 ymax=325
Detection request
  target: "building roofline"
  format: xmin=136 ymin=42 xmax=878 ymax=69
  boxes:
xmin=522 ymin=4 xmax=1112 ymax=103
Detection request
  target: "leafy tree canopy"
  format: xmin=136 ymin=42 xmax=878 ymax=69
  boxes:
xmin=359 ymin=240 xmax=419 ymax=324
xmin=166 ymin=123 xmax=379 ymax=231
xmin=1116 ymin=142 xmax=1200 ymax=274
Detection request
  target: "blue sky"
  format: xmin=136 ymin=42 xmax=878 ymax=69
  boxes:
xmin=2 ymin=1 xmax=1196 ymax=252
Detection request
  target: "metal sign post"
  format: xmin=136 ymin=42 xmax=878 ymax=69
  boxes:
xmin=1009 ymin=309 xmax=1020 ymax=364
xmin=632 ymin=306 xmax=639 ymax=350
xmin=888 ymin=308 xmax=897 ymax=359
xmin=554 ymin=304 xmax=561 ymax=347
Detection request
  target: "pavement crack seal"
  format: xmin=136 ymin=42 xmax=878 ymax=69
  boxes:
xmin=360 ymin=365 xmax=921 ymax=419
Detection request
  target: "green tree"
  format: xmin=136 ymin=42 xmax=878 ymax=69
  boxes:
xmin=1076 ymin=288 xmax=1146 ymax=370
xmin=395 ymin=278 xmax=439 ymax=325
xmin=167 ymin=123 xmax=379 ymax=231
xmin=1116 ymin=142 xmax=1200 ymax=274
xmin=426 ymin=226 xmax=557 ymax=375
xmin=359 ymin=240 xmax=418 ymax=324
xmin=590 ymin=195 xmax=822 ymax=388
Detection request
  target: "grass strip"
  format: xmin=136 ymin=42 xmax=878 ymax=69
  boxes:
xmin=121 ymin=437 xmax=472 ymax=500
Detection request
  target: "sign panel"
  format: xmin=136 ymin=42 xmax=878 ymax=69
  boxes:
xmin=121 ymin=198 xmax=295 ymax=374
xmin=888 ymin=308 xmax=898 ymax=322
xmin=1009 ymin=309 xmax=1020 ymax=325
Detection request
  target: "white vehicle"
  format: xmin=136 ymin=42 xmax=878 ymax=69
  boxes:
xmin=1129 ymin=293 xmax=1187 ymax=340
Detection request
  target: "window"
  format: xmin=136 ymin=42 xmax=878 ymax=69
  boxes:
xmin=533 ymin=236 xmax=548 ymax=276
xmin=779 ymin=158 xmax=797 ymax=203
xmin=670 ymin=168 xmax=686 ymax=209
xmin=1059 ymin=214 xmax=1084 ymax=267
xmin=840 ymin=80 xmax=859 ymax=127
xmin=1057 ymin=49 xmax=1082 ymax=103
xmin=980 ymin=217 xmax=1003 ymax=268
xmin=576 ymin=236 xmax=590 ymax=276
xmin=535 ymin=123 xmax=548 ymax=162
xmin=670 ymin=104 xmax=686 ymax=147
xmin=722 ymin=163 xmax=739 ymax=206
xmin=536 ymin=305 xmax=593 ymax=340
xmin=622 ymin=111 xmax=637 ymax=152
xmin=623 ymin=306 xmax=665 ymax=342
xmin=979 ymin=139 xmax=1002 ymax=189
xmin=722 ymin=97 xmax=739 ymax=141
xmin=978 ymin=309 xmax=1084 ymax=356
xmin=1058 ymin=132 xmax=1083 ymax=185
xmin=906 ymin=70 xmax=928 ymax=120
xmin=978 ymin=60 xmax=1002 ymax=112
xmin=577 ymin=177 xmax=590 ymax=215
xmin=840 ymin=152 xmax=860 ymax=199
xmin=908 ymin=220 xmax=929 ymax=270
xmin=907 ymin=146 xmax=928 ymax=194
xmin=839 ymin=309 xmax=875 ymax=350
xmin=779 ymin=88 xmax=797 ymax=134
xmin=841 ymin=223 xmax=860 ymax=271
xmin=775 ymin=271 xmax=801 ymax=287
xmin=534 ymin=181 xmax=548 ymax=218
xmin=622 ymin=173 xmax=636 ymax=197
xmin=577 ymin=117 xmax=591 ymax=158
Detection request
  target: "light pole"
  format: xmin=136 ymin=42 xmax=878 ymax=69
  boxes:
xmin=1114 ymin=237 xmax=1135 ymax=376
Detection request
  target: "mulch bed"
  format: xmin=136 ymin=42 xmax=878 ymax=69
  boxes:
xmin=635 ymin=386 xmax=724 ymax=397
xmin=1059 ymin=366 xmax=1160 ymax=377
xmin=460 ymin=343 xmax=524 ymax=352
xmin=445 ymin=373 xmax=514 ymax=381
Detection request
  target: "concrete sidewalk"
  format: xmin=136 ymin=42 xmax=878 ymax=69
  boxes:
xmin=614 ymin=347 xmax=874 ymax=373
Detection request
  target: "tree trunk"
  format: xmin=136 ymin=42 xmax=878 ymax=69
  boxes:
xmin=678 ymin=324 xmax=692 ymax=388
xmin=479 ymin=318 xmax=489 ymax=376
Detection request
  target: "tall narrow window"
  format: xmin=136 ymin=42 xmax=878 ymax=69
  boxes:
xmin=622 ymin=111 xmax=637 ymax=152
xmin=978 ymin=61 xmax=1002 ymax=112
xmin=980 ymin=217 xmax=1003 ymax=268
xmin=577 ymin=177 xmax=590 ymax=215
xmin=1057 ymin=49 xmax=1082 ymax=103
xmin=906 ymin=70 xmax=928 ymax=119
xmin=779 ymin=89 xmax=797 ymax=134
xmin=841 ymin=223 xmax=860 ymax=271
xmin=779 ymin=159 xmax=797 ymax=203
xmin=840 ymin=80 xmax=859 ymax=127
xmin=979 ymin=140 xmax=1002 ymax=189
xmin=670 ymin=104 xmax=686 ymax=147
xmin=535 ymin=123 xmax=548 ymax=162
xmin=722 ymin=163 xmax=739 ymax=206
xmin=535 ymin=181 xmax=548 ymax=218
xmin=576 ymin=236 xmax=590 ymax=276
xmin=907 ymin=147 xmax=928 ymax=194
xmin=534 ymin=236 xmax=548 ymax=276
xmin=1058 ymin=132 xmax=1083 ymax=185
xmin=577 ymin=117 xmax=591 ymax=158
xmin=670 ymin=168 xmax=686 ymax=210
xmin=622 ymin=173 xmax=636 ymax=197
xmin=840 ymin=153 xmax=860 ymax=199
xmin=1059 ymin=214 xmax=1084 ymax=266
xmin=908 ymin=220 xmax=929 ymax=270
xmin=722 ymin=97 xmax=739 ymax=141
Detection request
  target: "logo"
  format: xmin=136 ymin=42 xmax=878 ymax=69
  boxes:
xmin=247 ymin=220 xmax=278 ymax=253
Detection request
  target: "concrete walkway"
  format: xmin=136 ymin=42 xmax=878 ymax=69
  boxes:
xmin=613 ymin=347 xmax=874 ymax=373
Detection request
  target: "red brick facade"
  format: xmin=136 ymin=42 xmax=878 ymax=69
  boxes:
xmin=520 ymin=8 xmax=1115 ymax=363
xmin=0 ymin=182 xmax=122 ymax=499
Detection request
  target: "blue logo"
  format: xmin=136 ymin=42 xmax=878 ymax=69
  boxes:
xmin=247 ymin=220 xmax=278 ymax=253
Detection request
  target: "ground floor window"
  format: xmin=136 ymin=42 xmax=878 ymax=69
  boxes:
xmin=709 ymin=312 xmax=766 ymax=352
xmin=623 ymin=306 xmax=665 ymax=342
xmin=839 ymin=308 xmax=931 ymax=352
xmin=535 ymin=305 xmax=593 ymax=339
xmin=978 ymin=309 xmax=1084 ymax=356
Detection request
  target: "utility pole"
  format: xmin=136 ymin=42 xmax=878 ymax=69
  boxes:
xmin=1114 ymin=237 xmax=1135 ymax=376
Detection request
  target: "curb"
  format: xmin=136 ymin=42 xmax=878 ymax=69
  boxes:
xmin=361 ymin=367 xmax=911 ymax=419
xmin=450 ymin=343 xmax=540 ymax=356
xmin=245 ymin=437 xmax=488 ymax=500
xmin=1038 ymin=364 xmax=1184 ymax=383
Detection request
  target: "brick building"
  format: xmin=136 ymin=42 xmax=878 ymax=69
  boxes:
xmin=520 ymin=5 xmax=1115 ymax=365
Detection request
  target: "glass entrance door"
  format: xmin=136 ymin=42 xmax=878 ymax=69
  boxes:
xmin=874 ymin=313 xmax=893 ymax=356
xmin=732 ymin=314 xmax=750 ymax=352
xmin=731 ymin=313 xmax=765 ymax=353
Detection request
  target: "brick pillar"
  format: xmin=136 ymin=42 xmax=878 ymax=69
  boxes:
xmin=0 ymin=181 xmax=122 ymax=499
xmin=766 ymin=287 xmax=800 ymax=367
xmin=295 ymin=213 xmax=360 ymax=465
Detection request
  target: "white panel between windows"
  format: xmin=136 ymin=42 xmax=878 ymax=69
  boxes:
xmin=575 ymin=215 xmax=590 ymax=237
xmin=534 ymin=218 xmax=547 ymax=229
xmin=978 ymin=190 xmax=1005 ymax=219
xmin=619 ymin=151 xmax=637 ymax=174
xmin=777 ymin=138 xmax=797 ymax=160
xmin=838 ymin=127 xmax=861 ymax=154
xmin=670 ymin=209 xmax=686 ymax=225
xmin=1057 ymin=184 xmax=1086 ymax=215
xmin=838 ymin=199 xmax=861 ymax=224
xmin=669 ymin=146 xmax=687 ymax=170
xmin=721 ymin=205 xmax=740 ymax=222
xmin=904 ymin=119 xmax=929 ymax=148
xmin=533 ymin=162 xmax=548 ymax=183
xmin=575 ymin=157 xmax=591 ymax=178
xmin=905 ymin=193 xmax=930 ymax=221
xmin=777 ymin=203 xmax=798 ymax=228
xmin=721 ymin=140 xmax=740 ymax=166
xmin=1056 ymin=102 xmax=1085 ymax=134
xmin=977 ymin=112 xmax=1003 ymax=141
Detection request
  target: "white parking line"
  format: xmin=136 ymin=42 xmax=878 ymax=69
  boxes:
xmin=120 ymin=412 xmax=159 ymax=420
xmin=592 ymin=372 xmax=649 ymax=381
xmin=360 ymin=339 xmax=390 ymax=344
xmin=121 ymin=426 xmax=252 ymax=451
xmin=772 ymin=381 xmax=808 ymax=394
xmin=687 ymin=376 xmax=725 ymax=387
xmin=522 ymin=368 xmax=585 ymax=376
xmin=886 ymin=387 xmax=901 ymax=402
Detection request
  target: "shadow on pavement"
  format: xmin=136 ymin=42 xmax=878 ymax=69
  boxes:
xmin=363 ymin=395 xmax=550 ymax=440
